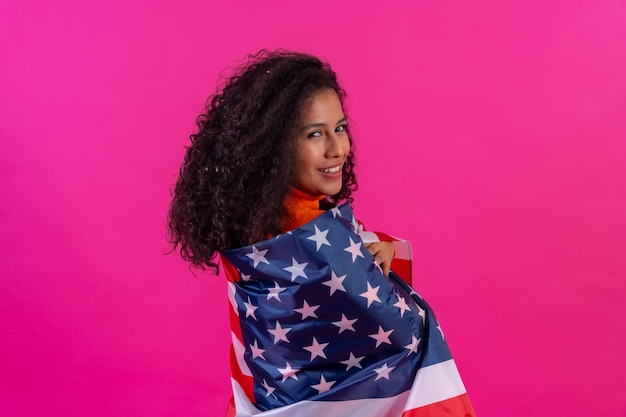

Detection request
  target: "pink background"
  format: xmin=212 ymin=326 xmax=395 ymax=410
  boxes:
xmin=2 ymin=1 xmax=626 ymax=416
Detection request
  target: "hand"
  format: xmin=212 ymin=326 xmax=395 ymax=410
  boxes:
xmin=365 ymin=241 xmax=394 ymax=276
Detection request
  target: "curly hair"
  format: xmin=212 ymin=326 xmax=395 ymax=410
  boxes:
xmin=167 ymin=50 xmax=358 ymax=272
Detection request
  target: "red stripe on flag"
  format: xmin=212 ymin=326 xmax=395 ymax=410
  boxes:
xmin=224 ymin=259 xmax=245 ymax=345
xmin=224 ymin=258 xmax=254 ymax=405
xmin=229 ymin=301 xmax=243 ymax=343
xmin=223 ymin=258 xmax=240 ymax=283
xmin=402 ymin=393 xmax=476 ymax=417
xmin=391 ymin=258 xmax=412 ymax=285
xmin=225 ymin=396 xmax=236 ymax=417
xmin=229 ymin=344 xmax=255 ymax=403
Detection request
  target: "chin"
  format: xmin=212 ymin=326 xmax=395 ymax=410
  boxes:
xmin=325 ymin=187 xmax=343 ymax=197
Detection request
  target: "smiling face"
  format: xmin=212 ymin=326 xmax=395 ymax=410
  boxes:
xmin=294 ymin=89 xmax=350 ymax=198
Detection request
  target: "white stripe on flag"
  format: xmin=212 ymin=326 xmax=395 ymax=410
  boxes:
xmin=228 ymin=281 xmax=238 ymax=312
xmin=403 ymin=359 xmax=467 ymax=411
xmin=232 ymin=331 xmax=252 ymax=377
xmin=358 ymin=230 xmax=379 ymax=243
xmin=357 ymin=231 xmax=412 ymax=261
xmin=232 ymin=378 xmax=411 ymax=417
xmin=392 ymin=240 xmax=412 ymax=261
xmin=229 ymin=361 xmax=468 ymax=416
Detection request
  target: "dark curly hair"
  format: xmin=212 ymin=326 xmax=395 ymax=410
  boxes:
xmin=167 ymin=50 xmax=357 ymax=272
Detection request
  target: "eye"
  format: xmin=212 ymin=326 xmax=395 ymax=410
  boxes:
xmin=307 ymin=130 xmax=323 ymax=138
xmin=335 ymin=124 xmax=348 ymax=133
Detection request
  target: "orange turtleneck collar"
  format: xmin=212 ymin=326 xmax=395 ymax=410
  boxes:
xmin=283 ymin=188 xmax=326 ymax=232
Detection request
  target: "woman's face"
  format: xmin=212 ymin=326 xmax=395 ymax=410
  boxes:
xmin=294 ymin=89 xmax=350 ymax=197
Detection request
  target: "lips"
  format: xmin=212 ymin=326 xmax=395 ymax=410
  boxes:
xmin=318 ymin=165 xmax=342 ymax=174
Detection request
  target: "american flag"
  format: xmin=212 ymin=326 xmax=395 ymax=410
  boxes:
xmin=222 ymin=203 xmax=475 ymax=417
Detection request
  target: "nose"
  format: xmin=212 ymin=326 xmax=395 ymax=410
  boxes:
xmin=325 ymin=132 xmax=348 ymax=159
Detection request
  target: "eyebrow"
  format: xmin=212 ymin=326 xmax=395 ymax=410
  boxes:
xmin=301 ymin=117 xmax=347 ymax=130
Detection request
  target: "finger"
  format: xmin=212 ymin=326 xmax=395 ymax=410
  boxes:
xmin=365 ymin=244 xmax=380 ymax=256
xmin=382 ymin=261 xmax=391 ymax=276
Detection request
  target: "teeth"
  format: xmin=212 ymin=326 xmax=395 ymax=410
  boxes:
xmin=319 ymin=166 xmax=341 ymax=173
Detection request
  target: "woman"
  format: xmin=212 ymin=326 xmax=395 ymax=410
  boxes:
xmin=168 ymin=50 xmax=475 ymax=417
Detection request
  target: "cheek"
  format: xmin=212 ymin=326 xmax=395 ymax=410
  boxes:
xmin=295 ymin=144 xmax=316 ymax=175
xmin=342 ymin=137 xmax=351 ymax=155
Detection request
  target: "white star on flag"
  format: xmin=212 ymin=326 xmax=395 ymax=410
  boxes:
xmin=359 ymin=282 xmax=381 ymax=307
xmin=417 ymin=304 xmax=426 ymax=323
xmin=277 ymin=362 xmax=299 ymax=382
xmin=240 ymin=272 xmax=251 ymax=282
xmin=344 ymin=237 xmax=364 ymax=262
xmin=261 ymin=379 xmax=275 ymax=397
xmin=373 ymin=363 xmax=395 ymax=381
xmin=437 ymin=324 xmax=445 ymax=340
xmin=283 ymin=257 xmax=309 ymax=282
xmin=322 ymin=271 xmax=347 ymax=295
xmin=332 ymin=314 xmax=357 ymax=334
xmin=246 ymin=245 xmax=269 ymax=268
xmin=268 ymin=321 xmax=292 ymax=344
xmin=266 ymin=281 xmax=286 ymax=301
xmin=294 ymin=300 xmax=319 ymax=320
xmin=303 ymin=337 xmax=328 ymax=360
xmin=311 ymin=375 xmax=335 ymax=394
xmin=330 ymin=206 xmax=341 ymax=217
xmin=250 ymin=339 xmax=265 ymax=360
xmin=340 ymin=352 xmax=364 ymax=370
xmin=243 ymin=297 xmax=257 ymax=320
xmin=393 ymin=296 xmax=411 ymax=317
xmin=369 ymin=325 xmax=394 ymax=348
xmin=306 ymin=225 xmax=331 ymax=251
xmin=404 ymin=335 xmax=421 ymax=356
